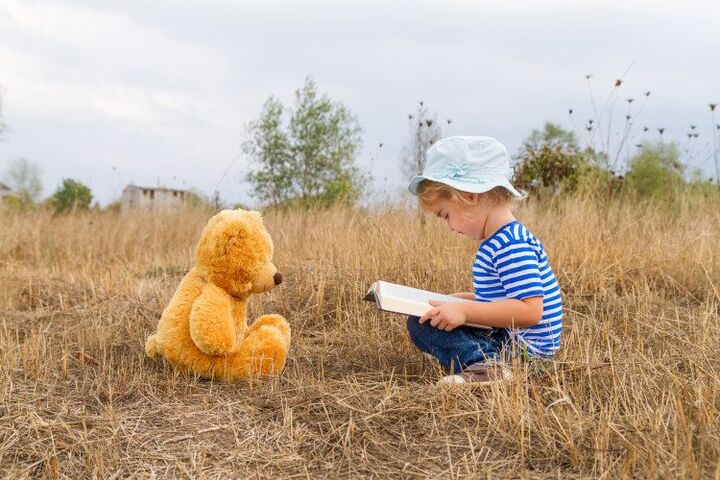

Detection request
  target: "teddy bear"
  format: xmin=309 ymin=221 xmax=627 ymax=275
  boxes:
xmin=145 ymin=209 xmax=291 ymax=381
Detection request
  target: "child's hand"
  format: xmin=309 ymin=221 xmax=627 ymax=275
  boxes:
xmin=419 ymin=300 xmax=467 ymax=331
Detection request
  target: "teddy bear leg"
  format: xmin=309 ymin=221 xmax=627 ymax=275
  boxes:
xmin=248 ymin=314 xmax=291 ymax=345
xmin=145 ymin=334 xmax=161 ymax=359
xmin=215 ymin=315 xmax=290 ymax=381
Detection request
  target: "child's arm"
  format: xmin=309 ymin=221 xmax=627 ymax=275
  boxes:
xmin=449 ymin=292 xmax=475 ymax=300
xmin=463 ymin=297 xmax=543 ymax=328
xmin=423 ymin=237 xmax=547 ymax=331
xmin=419 ymin=296 xmax=543 ymax=331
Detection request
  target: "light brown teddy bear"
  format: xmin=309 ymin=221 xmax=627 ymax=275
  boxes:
xmin=145 ymin=209 xmax=291 ymax=381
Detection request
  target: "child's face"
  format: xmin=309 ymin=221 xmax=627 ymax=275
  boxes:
xmin=430 ymin=196 xmax=490 ymax=241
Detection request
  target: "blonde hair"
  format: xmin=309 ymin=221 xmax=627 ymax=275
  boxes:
xmin=417 ymin=180 xmax=518 ymax=211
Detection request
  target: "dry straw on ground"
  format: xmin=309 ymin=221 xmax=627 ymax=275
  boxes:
xmin=1 ymin=194 xmax=719 ymax=478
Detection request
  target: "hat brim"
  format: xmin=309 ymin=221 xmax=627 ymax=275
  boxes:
xmin=408 ymin=175 xmax=525 ymax=199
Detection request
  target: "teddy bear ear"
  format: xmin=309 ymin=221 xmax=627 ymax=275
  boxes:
xmin=231 ymin=210 xmax=264 ymax=233
xmin=231 ymin=207 xmax=262 ymax=217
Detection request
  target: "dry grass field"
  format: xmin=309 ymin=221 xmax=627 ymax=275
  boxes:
xmin=1 ymin=194 xmax=719 ymax=478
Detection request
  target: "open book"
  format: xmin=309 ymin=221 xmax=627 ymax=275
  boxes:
xmin=363 ymin=281 xmax=491 ymax=329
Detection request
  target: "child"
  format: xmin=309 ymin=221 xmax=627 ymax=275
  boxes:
xmin=406 ymin=136 xmax=563 ymax=385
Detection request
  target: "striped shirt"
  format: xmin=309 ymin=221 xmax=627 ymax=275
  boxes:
xmin=473 ymin=221 xmax=562 ymax=358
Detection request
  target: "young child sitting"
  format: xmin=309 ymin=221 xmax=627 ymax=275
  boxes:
xmin=406 ymin=136 xmax=563 ymax=385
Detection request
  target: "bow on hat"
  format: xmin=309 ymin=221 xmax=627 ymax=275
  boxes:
xmin=442 ymin=160 xmax=470 ymax=179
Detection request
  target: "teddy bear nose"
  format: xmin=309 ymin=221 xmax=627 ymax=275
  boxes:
xmin=273 ymin=272 xmax=283 ymax=286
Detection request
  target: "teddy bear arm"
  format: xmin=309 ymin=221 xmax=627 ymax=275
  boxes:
xmin=230 ymin=300 xmax=250 ymax=339
xmin=189 ymin=284 xmax=237 ymax=356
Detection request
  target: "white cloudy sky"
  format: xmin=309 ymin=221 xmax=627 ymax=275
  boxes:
xmin=0 ymin=0 xmax=718 ymax=206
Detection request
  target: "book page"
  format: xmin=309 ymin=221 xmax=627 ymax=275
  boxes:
xmin=368 ymin=281 xmax=491 ymax=329
xmin=379 ymin=281 xmax=469 ymax=305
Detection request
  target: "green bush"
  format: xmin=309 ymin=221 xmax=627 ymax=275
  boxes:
xmin=512 ymin=122 xmax=623 ymax=196
xmin=513 ymin=142 xmax=589 ymax=194
xmin=572 ymin=154 xmax=625 ymax=196
xmin=50 ymin=179 xmax=93 ymax=212
xmin=626 ymin=142 xmax=684 ymax=200
xmin=1 ymin=194 xmax=23 ymax=210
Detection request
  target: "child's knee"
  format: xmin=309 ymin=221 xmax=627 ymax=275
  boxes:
xmin=406 ymin=316 xmax=422 ymax=344
xmin=406 ymin=316 xmax=435 ymax=349
xmin=406 ymin=316 xmax=422 ymax=339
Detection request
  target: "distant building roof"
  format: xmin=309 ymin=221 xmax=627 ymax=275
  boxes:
xmin=122 ymin=184 xmax=188 ymax=194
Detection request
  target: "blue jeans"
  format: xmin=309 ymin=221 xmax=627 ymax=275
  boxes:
xmin=406 ymin=316 xmax=511 ymax=373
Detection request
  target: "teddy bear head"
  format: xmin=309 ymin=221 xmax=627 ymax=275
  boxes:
xmin=194 ymin=209 xmax=282 ymax=298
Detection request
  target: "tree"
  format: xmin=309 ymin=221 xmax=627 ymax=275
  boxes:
xmin=50 ymin=179 xmax=93 ymax=212
xmin=243 ymin=97 xmax=291 ymax=206
xmin=400 ymin=102 xmax=444 ymax=181
xmin=243 ymin=77 xmax=365 ymax=207
xmin=523 ymin=122 xmax=578 ymax=151
xmin=2 ymin=158 xmax=43 ymax=205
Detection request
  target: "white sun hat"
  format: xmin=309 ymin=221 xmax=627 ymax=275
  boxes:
xmin=408 ymin=136 xmax=524 ymax=198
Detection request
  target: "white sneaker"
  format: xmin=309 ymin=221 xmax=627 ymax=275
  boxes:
xmin=437 ymin=363 xmax=512 ymax=387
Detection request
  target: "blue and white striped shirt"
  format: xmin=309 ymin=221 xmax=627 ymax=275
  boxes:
xmin=473 ymin=221 xmax=562 ymax=358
